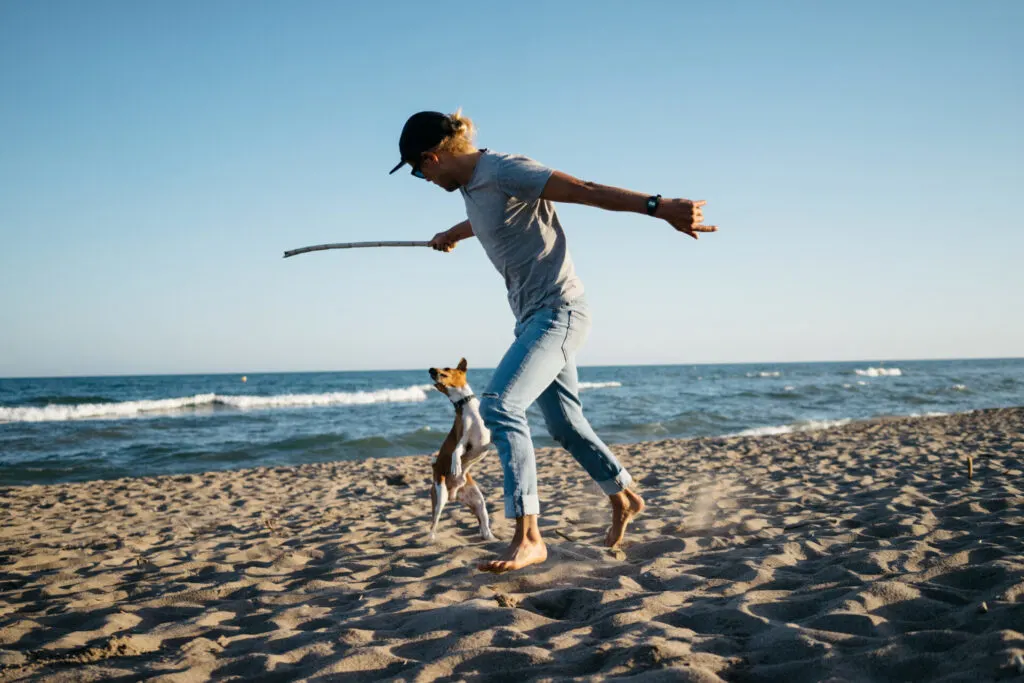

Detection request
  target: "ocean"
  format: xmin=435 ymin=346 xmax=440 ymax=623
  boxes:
xmin=1 ymin=358 xmax=1022 ymax=486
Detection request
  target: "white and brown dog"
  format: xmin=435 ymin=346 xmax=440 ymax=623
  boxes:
xmin=427 ymin=358 xmax=495 ymax=543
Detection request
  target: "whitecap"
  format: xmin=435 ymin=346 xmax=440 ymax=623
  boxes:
xmin=855 ymin=367 xmax=902 ymax=377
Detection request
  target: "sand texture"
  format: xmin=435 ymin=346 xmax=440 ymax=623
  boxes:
xmin=1 ymin=408 xmax=1023 ymax=682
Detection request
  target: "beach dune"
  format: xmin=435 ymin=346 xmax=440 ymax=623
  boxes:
xmin=1 ymin=408 xmax=1023 ymax=681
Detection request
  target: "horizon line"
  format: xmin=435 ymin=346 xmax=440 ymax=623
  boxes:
xmin=2 ymin=354 xmax=1021 ymax=381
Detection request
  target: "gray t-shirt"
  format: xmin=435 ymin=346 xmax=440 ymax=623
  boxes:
xmin=459 ymin=150 xmax=584 ymax=322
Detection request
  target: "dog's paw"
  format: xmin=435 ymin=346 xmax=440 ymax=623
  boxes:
xmin=427 ymin=533 xmax=437 ymax=544
xmin=481 ymin=531 xmax=496 ymax=541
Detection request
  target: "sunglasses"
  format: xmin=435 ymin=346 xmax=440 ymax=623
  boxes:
xmin=410 ymin=152 xmax=428 ymax=179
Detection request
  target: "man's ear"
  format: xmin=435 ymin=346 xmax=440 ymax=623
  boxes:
xmin=457 ymin=358 xmax=467 ymax=372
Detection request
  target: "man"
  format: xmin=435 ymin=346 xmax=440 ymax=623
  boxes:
xmin=389 ymin=110 xmax=717 ymax=573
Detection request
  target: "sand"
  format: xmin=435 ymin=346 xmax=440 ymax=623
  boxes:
xmin=1 ymin=407 xmax=1022 ymax=682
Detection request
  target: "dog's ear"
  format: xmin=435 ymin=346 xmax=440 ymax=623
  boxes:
xmin=457 ymin=358 xmax=468 ymax=372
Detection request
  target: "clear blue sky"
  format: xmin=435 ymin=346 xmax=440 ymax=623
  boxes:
xmin=1 ymin=0 xmax=1021 ymax=378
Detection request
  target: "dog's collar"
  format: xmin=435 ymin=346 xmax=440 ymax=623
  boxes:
xmin=451 ymin=394 xmax=476 ymax=409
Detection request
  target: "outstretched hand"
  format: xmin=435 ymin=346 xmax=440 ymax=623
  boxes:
xmin=659 ymin=199 xmax=717 ymax=239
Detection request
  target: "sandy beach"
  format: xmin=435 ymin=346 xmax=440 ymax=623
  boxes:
xmin=1 ymin=407 xmax=1022 ymax=682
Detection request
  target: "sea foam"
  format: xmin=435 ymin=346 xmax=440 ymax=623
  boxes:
xmin=0 ymin=384 xmax=437 ymax=423
xmin=733 ymin=418 xmax=853 ymax=437
xmin=578 ymin=381 xmax=623 ymax=390
xmin=0 ymin=380 xmax=623 ymax=424
xmin=855 ymin=367 xmax=902 ymax=377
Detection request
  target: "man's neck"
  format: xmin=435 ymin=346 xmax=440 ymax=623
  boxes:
xmin=448 ymin=149 xmax=482 ymax=187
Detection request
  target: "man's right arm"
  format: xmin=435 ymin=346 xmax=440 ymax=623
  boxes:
xmin=429 ymin=220 xmax=474 ymax=252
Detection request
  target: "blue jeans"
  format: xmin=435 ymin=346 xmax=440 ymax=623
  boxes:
xmin=480 ymin=297 xmax=633 ymax=518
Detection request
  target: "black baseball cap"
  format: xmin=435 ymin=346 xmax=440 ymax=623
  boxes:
xmin=388 ymin=111 xmax=455 ymax=174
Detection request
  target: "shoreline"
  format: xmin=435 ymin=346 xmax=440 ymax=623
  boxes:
xmin=1 ymin=407 xmax=1022 ymax=681
xmin=1 ymin=405 xmax=1013 ymax=491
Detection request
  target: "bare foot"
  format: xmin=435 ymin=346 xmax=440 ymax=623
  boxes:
xmin=477 ymin=538 xmax=547 ymax=573
xmin=606 ymin=488 xmax=646 ymax=547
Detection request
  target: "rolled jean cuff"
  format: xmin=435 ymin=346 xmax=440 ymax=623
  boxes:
xmin=596 ymin=469 xmax=633 ymax=495
xmin=505 ymin=494 xmax=540 ymax=519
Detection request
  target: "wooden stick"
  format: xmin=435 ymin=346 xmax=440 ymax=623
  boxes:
xmin=283 ymin=241 xmax=432 ymax=258
xmin=967 ymin=455 xmax=973 ymax=480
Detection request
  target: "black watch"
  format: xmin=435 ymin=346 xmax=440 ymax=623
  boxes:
xmin=646 ymin=194 xmax=662 ymax=216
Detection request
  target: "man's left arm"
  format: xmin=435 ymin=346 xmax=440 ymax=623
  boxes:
xmin=540 ymin=170 xmax=717 ymax=240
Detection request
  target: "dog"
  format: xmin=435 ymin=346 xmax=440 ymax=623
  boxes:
xmin=426 ymin=358 xmax=495 ymax=543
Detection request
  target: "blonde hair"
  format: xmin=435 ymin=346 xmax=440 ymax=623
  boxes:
xmin=435 ymin=108 xmax=477 ymax=154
